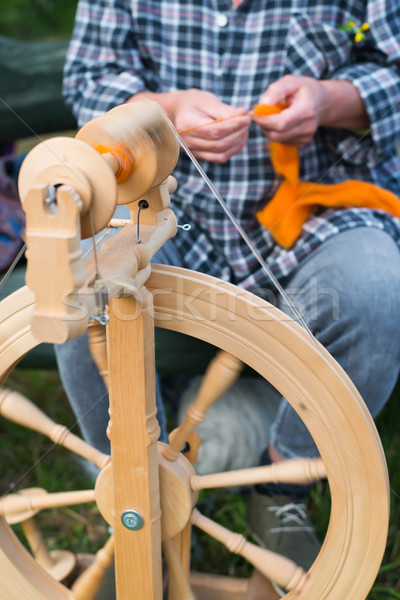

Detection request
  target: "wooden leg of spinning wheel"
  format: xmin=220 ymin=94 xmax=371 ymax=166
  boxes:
xmin=107 ymin=292 xmax=162 ymax=600
xmin=71 ymin=535 xmax=115 ymax=600
xmin=167 ymin=525 xmax=193 ymax=600
xmin=243 ymin=570 xmax=281 ymax=600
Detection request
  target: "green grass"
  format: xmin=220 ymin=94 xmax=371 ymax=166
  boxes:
xmin=0 ymin=370 xmax=108 ymax=558
xmin=0 ymin=368 xmax=399 ymax=597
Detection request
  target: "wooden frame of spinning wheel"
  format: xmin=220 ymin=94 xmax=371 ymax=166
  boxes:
xmin=0 ymin=100 xmax=390 ymax=600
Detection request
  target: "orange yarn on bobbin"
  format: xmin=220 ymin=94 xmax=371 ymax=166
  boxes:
xmin=96 ymin=142 xmax=135 ymax=183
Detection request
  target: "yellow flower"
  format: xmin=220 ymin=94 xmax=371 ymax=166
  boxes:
xmin=354 ymin=32 xmax=363 ymax=43
xmin=360 ymin=23 xmax=370 ymax=31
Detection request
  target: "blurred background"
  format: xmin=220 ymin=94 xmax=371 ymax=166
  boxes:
xmin=0 ymin=0 xmax=78 ymax=40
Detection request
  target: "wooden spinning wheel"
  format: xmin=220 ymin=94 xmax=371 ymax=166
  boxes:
xmin=0 ymin=100 xmax=390 ymax=600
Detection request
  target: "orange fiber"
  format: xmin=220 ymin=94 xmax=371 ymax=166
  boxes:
xmin=96 ymin=142 xmax=135 ymax=183
xmin=251 ymin=102 xmax=288 ymax=116
xmin=255 ymin=105 xmax=400 ymax=247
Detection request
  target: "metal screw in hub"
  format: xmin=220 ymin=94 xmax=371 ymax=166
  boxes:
xmin=121 ymin=509 xmax=144 ymax=531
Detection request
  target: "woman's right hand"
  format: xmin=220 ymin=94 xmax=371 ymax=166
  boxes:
xmin=134 ymin=88 xmax=251 ymax=163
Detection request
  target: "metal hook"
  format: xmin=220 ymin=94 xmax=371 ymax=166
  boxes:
xmin=90 ymin=312 xmax=110 ymax=326
xmin=137 ymin=199 xmax=149 ymax=243
xmin=177 ymin=223 xmax=191 ymax=231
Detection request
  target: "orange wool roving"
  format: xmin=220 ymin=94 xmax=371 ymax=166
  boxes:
xmin=253 ymin=104 xmax=400 ymax=247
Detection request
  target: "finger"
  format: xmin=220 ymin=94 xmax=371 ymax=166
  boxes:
xmin=253 ymin=102 xmax=313 ymax=138
xmin=260 ymin=75 xmax=301 ymax=106
xmin=180 ymin=114 xmax=251 ymax=139
xmin=207 ymin=114 xmax=251 ymax=139
xmin=187 ymin=127 xmax=249 ymax=154
xmin=265 ymin=124 xmax=312 ymax=146
xmin=191 ymin=131 xmax=249 ymax=162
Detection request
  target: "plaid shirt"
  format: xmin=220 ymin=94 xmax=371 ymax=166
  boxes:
xmin=64 ymin=0 xmax=400 ymax=292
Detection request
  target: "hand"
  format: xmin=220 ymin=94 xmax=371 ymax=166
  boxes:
xmin=173 ymin=89 xmax=251 ymax=162
xmin=252 ymin=75 xmax=369 ymax=147
xmin=252 ymin=75 xmax=331 ymax=147
xmin=135 ymin=88 xmax=251 ymax=163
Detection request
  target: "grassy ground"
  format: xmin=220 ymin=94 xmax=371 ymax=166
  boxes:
xmin=0 ymin=367 xmax=399 ymax=597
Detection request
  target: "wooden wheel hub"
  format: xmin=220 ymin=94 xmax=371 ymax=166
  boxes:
xmin=94 ymin=443 xmax=198 ymax=541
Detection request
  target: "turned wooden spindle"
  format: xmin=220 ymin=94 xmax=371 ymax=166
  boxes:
xmin=108 ymin=218 xmax=131 ymax=228
xmin=191 ymin=509 xmax=306 ymax=593
xmin=191 ymin=457 xmax=326 ymax=491
xmin=7 ymin=489 xmax=76 ymax=583
xmin=22 ymin=519 xmax=76 ymax=582
xmin=71 ymin=535 xmax=115 ymax=600
xmin=173 ymin=524 xmax=192 ymax=579
xmin=164 ymin=351 xmax=244 ymax=461
xmin=163 ymin=538 xmax=195 ymax=600
xmin=21 ymin=516 xmax=54 ymax=571
xmin=0 ymin=387 xmax=110 ymax=470
xmin=87 ymin=323 xmax=109 ymax=390
xmin=0 ymin=489 xmax=96 ymax=520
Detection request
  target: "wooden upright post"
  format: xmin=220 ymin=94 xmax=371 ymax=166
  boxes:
xmin=107 ymin=291 xmax=162 ymax=600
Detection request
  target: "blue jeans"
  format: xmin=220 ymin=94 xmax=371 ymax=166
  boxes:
xmin=55 ymin=227 xmax=400 ymax=458
xmin=270 ymin=227 xmax=400 ymax=458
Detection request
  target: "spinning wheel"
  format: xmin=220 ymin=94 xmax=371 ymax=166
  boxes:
xmin=0 ymin=101 xmax=390 ymax=599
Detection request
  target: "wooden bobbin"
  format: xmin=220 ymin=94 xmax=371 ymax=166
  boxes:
xmin=76 ymin=100 xmax=180 ymax=206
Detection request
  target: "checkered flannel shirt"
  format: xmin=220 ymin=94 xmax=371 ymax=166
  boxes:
xmin=64 ymin=0 xmax=400 ymax=293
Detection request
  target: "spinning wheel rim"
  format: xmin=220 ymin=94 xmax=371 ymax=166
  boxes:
xmin=0 ymin=265 xmax=389 ymax=599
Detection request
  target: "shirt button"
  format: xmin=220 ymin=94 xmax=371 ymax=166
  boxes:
xmin=216 ymin=13 xmax=229 ymax=28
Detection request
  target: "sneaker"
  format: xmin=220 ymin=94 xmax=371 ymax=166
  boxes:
xmin=246 ymin=488 xmax=321 ymax=573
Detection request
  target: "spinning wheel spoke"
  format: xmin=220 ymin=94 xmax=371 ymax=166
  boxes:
xmin=190 ymin=457 xmax=326 ymax=491
xmin=8 ymin=489 xmax=77 ymax=584
xmin=191 ymin=508 xmax=306 ymax=593
xmin=0 ymin=488 xmax=96 ymax=519
xmin=0 ymin=387 xmax=110 ymax=470
xmin=164 ymin=350 xmax=244 ymax=462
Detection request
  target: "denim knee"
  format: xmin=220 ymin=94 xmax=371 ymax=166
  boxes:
xmin=271 ymin=227 xmax=400 ymax=458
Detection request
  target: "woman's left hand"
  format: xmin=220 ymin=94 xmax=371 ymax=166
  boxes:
xmin=253 ymin=75 xmax=369 ymax=147
xmin=252 ymin=75 xmax=331 ymax=147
